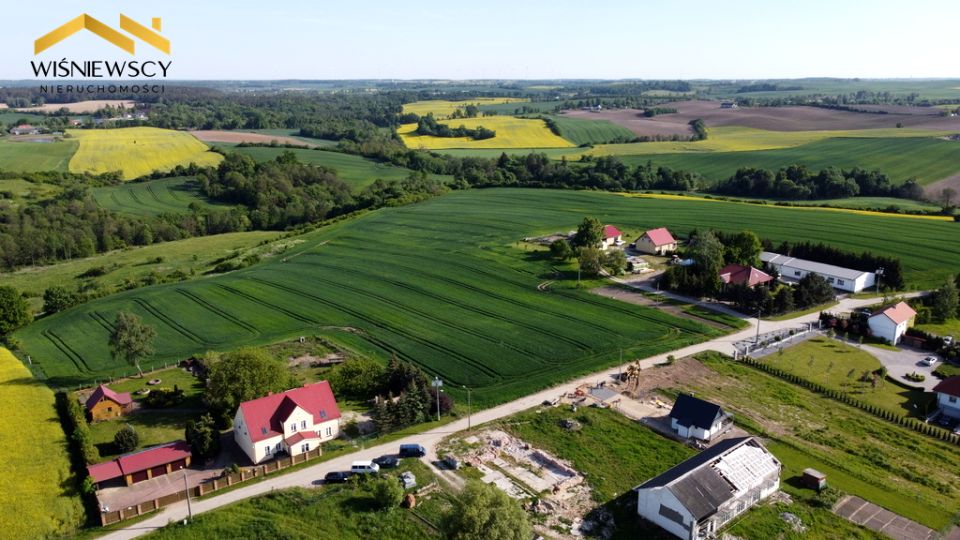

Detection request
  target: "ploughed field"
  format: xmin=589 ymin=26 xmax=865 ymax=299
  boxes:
xmin=17 ymin=189 xmax=960 ymax=400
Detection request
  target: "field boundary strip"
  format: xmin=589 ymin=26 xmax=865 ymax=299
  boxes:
xmin=619 ymin=192 xmax=955 ymax=221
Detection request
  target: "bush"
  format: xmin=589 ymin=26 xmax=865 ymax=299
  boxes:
xmin=142 ymin=386 xmax=185 ymax=408
xmin=367 ymin=475 xmax=404 ymax=510
xmin=113 ymin=424 xmax=139 ymax=453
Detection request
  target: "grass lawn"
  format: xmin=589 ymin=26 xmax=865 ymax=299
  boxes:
xmin=684 ymin=352 xmax=959 ymax=531
xmin=726 ymin=496 xmax=884 ymax=540
xmin=683 ymin=305 xmax=749 ymax=329
xmin=94 ymin=367 xmax=205 ymax=406
xmin=915 ymin=318 xmax=960 ymax=338
xmin=0 ymin=347 xmax=83 ymax=538
xmin=145 ymin=458 xmax=442 ymax=539
xmin=759 ymin=338 xmax=933 ymax=416
xmin=0 ymin=177 xmax=62 ymax=205
xmin=766 ymin=301 xmax=838 ymax=321
xmin=86 ymin=409 xmax=198 ymax=462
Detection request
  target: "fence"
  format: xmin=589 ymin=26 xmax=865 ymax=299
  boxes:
xmin=99 ymin=447 xmax=323 ymax=526
xmin=738 ymin=356 xmax=960 ymax=446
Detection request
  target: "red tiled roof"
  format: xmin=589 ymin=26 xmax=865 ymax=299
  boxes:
xmin=603 ymin=225 xmax=622 ymax=239
xmin=85 ymin=384 xmax=132 ymax=411
xmin=719 ymin=264 xmax=773 ymax=287
xmin=13 ymin=124 xmax=36 ymax=130
xmin=871 ymin=302 xmax=916 ymax=325
xmin=117 ymin=441 xmax=191 ymax=475
xmin=642 ymin=227 xmax=676 ymax=247
xmin=284 ymin=431 xmax=322 ymax=446
xmin=238 ymin=381 xmax=341 ymax=443
xmin=87 ymin=461 xmax=123 ymax=483
xmin=933 ymin=377 xmax=960 ymax=397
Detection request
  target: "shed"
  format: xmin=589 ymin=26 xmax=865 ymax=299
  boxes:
xmin=802 ymin=468 xmax=827 ymax=490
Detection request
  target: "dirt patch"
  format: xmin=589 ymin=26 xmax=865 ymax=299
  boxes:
xmin=190 ymin=130 xmax=316 ymax=147
xmin=923 ymin=172 xmax=960 ymax=200
xmin=584 ymin=100 xmax=960 ymax=132
xmin=287 ymin=352 xmax=344 ymax=368
xmin=591 ymin=286 xmax=725 ymax=329
xmin=16 ymin=100 xmax=137 ymax=113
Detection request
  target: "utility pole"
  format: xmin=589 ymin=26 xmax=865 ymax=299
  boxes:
xmin=876 ymin=267 xmax=884 ymax=294
xmin=183 ymin=469 xmax=193 ymax=521
xmin=431 ymin=377 xmax=443 ymax=422
xmin=755 ymin=307 xmax=762 ymax=345
xmin=463 ymin=385 xmax=472 ymax=429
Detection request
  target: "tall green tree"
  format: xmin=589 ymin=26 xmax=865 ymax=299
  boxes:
xmin=367 ymin=475 xmax=405 ymax=510
xmin=42 ymin=286 xmax=78 ymax=315
xmin=549 ymin=239 xmax=573 ymax=261
xmin=109 ymin=311 xmax=156 ymax=377
xmin=113 ymin=424 xmax=139 ymax=453
xmin=442 ymin=480 xmax=533 ymax=540
xmin=204 ymin=348 xmax=294 ymax=424
xmin=0 ymin=286 xmax=29 ymax=338
xmin=572 ymin=217 xmax=603 ymax=249
xmin=931 ymin=278 xmax=959 ymax=322
xmin=577 ymin=247 xmax=603 ymax=277
xmin=602 ymin=249 xmax=628 ymax=275
xmin=725 ymin=230 xmax=762 ymax=267
xmin=185 ymin=413 xmax=221 ymax=461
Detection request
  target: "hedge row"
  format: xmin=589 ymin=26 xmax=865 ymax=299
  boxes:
xmin=739 ymin=357 xmax=959 ymax=445
xmin=54 ymin=392 xmax=99 ymax=525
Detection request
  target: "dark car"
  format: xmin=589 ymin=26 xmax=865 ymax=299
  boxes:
xmin=399 ymin=444 xmax=427 ymax=458
xmin=324 ymin=471 xmax=353 ymax=483
xmin=373 ymin=455 xmax=400 ymax=469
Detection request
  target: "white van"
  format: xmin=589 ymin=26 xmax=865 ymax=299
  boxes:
xmin=350 ymin=460 xmax=380 ymax=474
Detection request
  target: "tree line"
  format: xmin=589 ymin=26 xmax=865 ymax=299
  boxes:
xmin=714 ymin=165 xmax=925 ymax=201
xmin=414 ymin=113 xmax=495 ymax=140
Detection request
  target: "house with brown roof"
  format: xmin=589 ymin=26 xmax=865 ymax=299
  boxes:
xmin=635 ymin=227 xmax=677 ymax=255
xmin=600 ymin=225 xmax=623 ymax=250
xmin=87 ymin=441 xmax=192 ymax=488
xmin=867 ymin=302 xmax=916 ymax=345
xmin=932 ymin=377 xmax=960 ymax=420
xmin=718 ymin=263 xmax=773 ymax=289
xmin=85 ymin=384 xmax=133 ymax=422
xmin=233 ymin=381 xmax=341 ymax=465
xmin=9 ymin=124 xmax=40 ymax=135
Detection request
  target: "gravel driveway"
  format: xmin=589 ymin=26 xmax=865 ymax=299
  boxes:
xmin=860 ymin=343 xmax=941 ymax=391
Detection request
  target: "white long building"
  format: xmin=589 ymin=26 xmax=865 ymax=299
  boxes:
xmin=635 ymin=437 xmax=781 ymax=540
xmin=760 ymin=251 xmax=876 ymax=293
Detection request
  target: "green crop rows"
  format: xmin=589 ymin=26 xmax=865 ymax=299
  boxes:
xmin=91 ymin=177 xmax=224 ymax=216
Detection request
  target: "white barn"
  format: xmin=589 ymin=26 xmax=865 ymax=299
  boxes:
xmin=933 ymin=377 xmax=960 ymax=419
xmin=867 ymin=302 xmax=916 ymax=345
xmin=635 ymin=437 xmax=781 ymax=540
xmin=233 ymin=381 xmax=341 ymax=465
xmin=760 ymin=252 xmax=876 ymax=293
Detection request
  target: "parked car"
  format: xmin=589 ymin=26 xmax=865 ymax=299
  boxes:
xmin=373 ymin=455 xmax=400 ymax=469
xmin=399 ymin=471 xmax=417 ymax=489
xmin=324 ymin=471 xmax=352 ymax=483
xmin=442 ymin=454 xmax=461 ymax=470
xmin=350 ymin=460 xmax=380 ymax=474
xmin=945 ymin=336 xmax=954 ymax=346
xmin=921 ymin=356 xmax=939 ymax=367
xmin=399 ymin=444 xmax=426 ymax=458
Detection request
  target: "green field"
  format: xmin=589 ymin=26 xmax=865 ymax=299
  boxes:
xmin=686 ymin=352 xmax=959 ymax=531
xmin=16 ymin=188 xmax=960 ymax=393
xmin=733 ymin=196 xmax=944 ymax=213
xmin=0 ymin=348 xmax=82 ymax=539
xmin=619 ymin=136 xmax=960 ymax=185
xmin=544 ymin=115 xmax=637 ymax=145
xmin=0 ymin=137 xmax=78 ymax=172
xmin=0 ymin=178 xmax=62 ymax=205
xmin=243 ymin=129 xmax=338 ymax=147
xmin=478 ymin=100 xmax=566 ymax=115
xmin=0 ymin=111 xmax=46 ymax=125
xmin=92 ymin=177 xmax=226 ymax=216
xmin=224 ymin=146 xmax=447 ymax=189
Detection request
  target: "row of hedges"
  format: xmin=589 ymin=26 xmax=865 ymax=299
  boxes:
xmin=739 ymin=357 xmax=959 ymax=445
xmin=54 ymin=392 xmax=99 ymax=526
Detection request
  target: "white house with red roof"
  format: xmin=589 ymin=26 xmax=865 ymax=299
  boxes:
xmin=600 ymin=225 xmax=623 ymax=250
xmin=233 ymin=381 xmax=341 ymax=464
xmin=867 ymin=302 xmax=916 ymax=345
xmin=933 ymin=377 xmax=960 ymax=419
xmin=635 ymin=227 xmax=677 ymax=255
xmin=719 ymin=263 xmax=773 ymax=289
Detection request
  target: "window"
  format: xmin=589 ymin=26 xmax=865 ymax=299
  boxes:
xmin=290 ymin=422 xmax=297 ymax=432
xmin=326 ymin=427 xmax=333 ymax=437
xmin=837 ymin=279 xmax=845 ymax=285
xmin=794 ymin=270 xmax=801 ymax=276
xmin=950 ymin=396 xmax=957 ymax=404
xmin=827 ymin=277 xmax=835 ymax=283
xmin=265 ymin=445 xmax=271 ymax=455
xmin=658 ymin=504 xmax=685 ymax=526
xmin=107 ymin=406 xmax=113 ymax=412
xmin=301 ymin=443 xmax=309 ymax=453
xmin=301 ymin=420 xmax=307 ymax=430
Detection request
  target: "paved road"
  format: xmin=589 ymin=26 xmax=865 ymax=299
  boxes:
xmin=99 ymin=293 xmax=896 ymax=539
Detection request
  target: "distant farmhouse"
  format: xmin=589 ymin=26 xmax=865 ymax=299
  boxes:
xmin=635 ymin=437 xmax=781 ymax=540
xmin=760 ymin=252 xmax=876 ymax=293
xmin=720 ymin=101 xmax=738 ymax=109
xmin=85 ymin=384 xmax=133 ymax=422
xmin=932 ymin=377 xmax=960 ymax=420
xmin=719 ymin=263 xmax=773 ymax=288
xmin=635 ymin=227 xmax=677 ymax=255
xmin=668 ymin=394 xmax=733 ymax=443
xmin=600 ymin=225 xmax=623 ymax=250
xmin=233 ymin=381 xmax=341 ymax=464
xmin=867 ymin=302 xmax=916 ymax=345
xmin=9 ymin=124 xmax=40 ymax=135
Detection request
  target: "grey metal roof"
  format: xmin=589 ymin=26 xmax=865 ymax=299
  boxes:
xmin=669 ymin=394 xmax=729 ymax=430
xmin=636 ymin=437 xmax=750 ymax=490
xmin=760 ymin=252 xmax=871 ymax=281
xmin=668 ymin=467 xmax=735 ymax=520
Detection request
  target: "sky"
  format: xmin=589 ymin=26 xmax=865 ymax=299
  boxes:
xmin=2 ymin=0 xmax=958 ymax=80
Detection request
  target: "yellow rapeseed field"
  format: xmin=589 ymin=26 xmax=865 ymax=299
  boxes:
xmin=0 ymin=347 xmax=82 ymax=538
xmin=68 ymin=127 xmax=223 ymax=180
xmin=584 ymin=125 xmax=954 ymax=156
xmin=402 ymin=97 xmax=528 ymax=118
xmin=398 ymin=116 xmax=574 ymax=150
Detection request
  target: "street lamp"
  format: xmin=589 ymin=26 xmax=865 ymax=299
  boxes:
xmin=431 ymin=377 xmax=443 ymax=422
xmin=463 ymin=385 xmax=472 ymax=430
xmin=183 ymin=470 xmax=193 ymax=521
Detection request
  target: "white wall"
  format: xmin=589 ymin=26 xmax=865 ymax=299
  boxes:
xmin=636 ymin=487 xmax=695 ymax=540
xmin=768 ymin=263 xmax=873 ymax=293
xmin=938 ymin=393 xmax=960 ymax=419
xmin=868 ymin=316 xmax=906 ymax=344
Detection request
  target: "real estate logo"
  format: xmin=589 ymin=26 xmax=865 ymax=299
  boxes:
xmin=31 ymin=13 xmax=172 ymax=94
